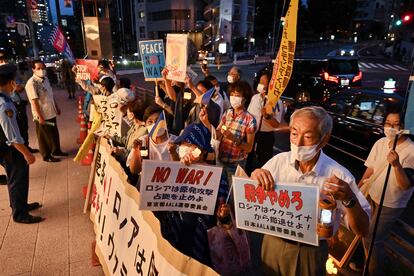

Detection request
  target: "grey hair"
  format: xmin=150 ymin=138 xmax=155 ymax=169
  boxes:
xmin=230 ymin=66 xmax=242 ymax=77
xmin=289 ymin=106 xmax=333 ymax=140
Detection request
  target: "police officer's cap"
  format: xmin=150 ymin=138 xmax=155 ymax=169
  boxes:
xmin=0 ymin=63 xmax=17 ymax=76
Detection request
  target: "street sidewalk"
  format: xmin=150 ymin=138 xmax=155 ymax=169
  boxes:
xmin=0 ymin=88 xmax=103 ymax=275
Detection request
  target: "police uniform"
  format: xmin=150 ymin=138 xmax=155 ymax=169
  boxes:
xmin=0 ymin=63 xmax=42 ymax=223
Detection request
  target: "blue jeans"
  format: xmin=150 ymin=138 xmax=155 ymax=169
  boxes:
xmin=362 ymin=198 xmax=404 ymax=276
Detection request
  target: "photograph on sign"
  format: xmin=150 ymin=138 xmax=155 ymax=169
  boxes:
xmin=139 ymin=160 xmax=223 ymax=215
xmin=232 ymin=176 xmax=319 ymax=246
xmin=139 ymin=39 xmax=165 ymax=81
xmin=165 ymin=34 xmax=188 ymax=82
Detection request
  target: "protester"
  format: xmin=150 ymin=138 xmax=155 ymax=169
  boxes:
xmin=184 ymin=79 xmax=214 ymax=126
xmin=0 ymin=63 xmax=42 ymax=224
xmin=358 ymin=106 xmax=414 ymax=275
xmin=204 ymin=74 xmax=231 ymax=115
xmin=247 ymin=72 xmax=284 ymax=171
xmin=226 ymin=66 xmax=241 ymax=86
xmin=216 ymin=80 xmax=257 ymax=178
xmin=61 ymin=59 xmax=76 ymax=99
xmin=25 ymin=60 xmax=68 ymax=162
xmin=97 ymin=59 xmax=116 ymax=84
xmin=251 ymin=106 xmax=370 ymax=276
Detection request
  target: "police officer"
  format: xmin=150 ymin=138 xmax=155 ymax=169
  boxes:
xmin=0 ymin=63 xmax=43 ymax=224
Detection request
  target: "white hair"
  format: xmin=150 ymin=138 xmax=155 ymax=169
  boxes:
xmin=289 ymin=106 xmax=333 ymax=140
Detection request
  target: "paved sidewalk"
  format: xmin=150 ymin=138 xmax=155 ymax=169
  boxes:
xmin=0 ymin=88 xmax=103 ymax=275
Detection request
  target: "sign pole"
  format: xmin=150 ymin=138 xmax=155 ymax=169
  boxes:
xmin=83 ymin=136 xmax=101 ymax=213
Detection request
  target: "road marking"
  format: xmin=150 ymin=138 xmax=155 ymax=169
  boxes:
xmin=382 ymin=64 xmax=398 ymax=70
xmin=368 ymin=63 xmax=378 ymax=68
xmin=393 ymin=65 xmax=408 ymax=71
xmin=359 ymin=62 xmax=372 ymax=68
xmin=376 ymin=64 xmax=390 ymax=70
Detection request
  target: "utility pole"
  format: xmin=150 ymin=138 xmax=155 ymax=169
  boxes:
xmin=26 ymin=2 xmax=39 ymax=59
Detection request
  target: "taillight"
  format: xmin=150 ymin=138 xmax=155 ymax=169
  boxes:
xmin=323 ymin=72 xmax=339 ymax=83
xmin=352 ymin=71 xmax=362 ymax=82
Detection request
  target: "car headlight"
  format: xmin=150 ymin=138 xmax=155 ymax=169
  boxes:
xmin=340 ymin=50 xmax=345 ymax=56
xmin=350 ymin=50 xmax=355 ymax=56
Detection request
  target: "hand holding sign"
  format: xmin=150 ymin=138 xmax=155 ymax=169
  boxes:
xmin=251 ymin=168 xmax=275 ymax=191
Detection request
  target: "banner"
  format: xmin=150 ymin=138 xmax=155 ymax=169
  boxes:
xmin=49 ymin=25 xmax=75 ymax=63
xmin=232 ymin=176 xmax=320 ymax=246
xmin=140 ymin=160 xmax=223 ymax=215
xmin=75 ymin=59 xmax=99 ymax=81
xmin=139 ymin=40 xmax=165 ymax=80
xmin=90 ymin=139 xmax=218 ymax=275
xmin=267 ymin=0 xmax=299 ymax=108
xmin=165 ymin=34 xmax=188 ymax=82
xmin=93 ymin=95 xmax=123 ymax=138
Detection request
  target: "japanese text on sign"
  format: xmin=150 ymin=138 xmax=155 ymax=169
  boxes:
xmin=140 ymin=160 xmax=222 ymax=215
xmin=232 ymin=176 xmax=319 ymax=246
xmin=93 ymin=95 xmax=122 ymax=137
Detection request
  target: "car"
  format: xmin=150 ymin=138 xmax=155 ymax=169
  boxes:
xmin=335 ymin=46 xmax=355 ymax=57
xmin=284 ymin=87 xmax=404 ymax=162
xmin=254 ymin=56 xmax=362 ymax=102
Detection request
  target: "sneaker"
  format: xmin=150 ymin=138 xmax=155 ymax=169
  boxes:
xmin=13 ymin=213 xmax=43 ymax=224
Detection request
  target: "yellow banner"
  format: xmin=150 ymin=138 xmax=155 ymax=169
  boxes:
xmin=267 ymin=0 xmax=299 ymax=108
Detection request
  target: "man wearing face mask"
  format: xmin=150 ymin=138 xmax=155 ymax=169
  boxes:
xmin=26 ymin=60 xmax=68 ymax=162
xmin=359 ymin=106 xmax=414 ymax=276
xmin=0 ymin=63 xmax=43 ymax=223
xmin=251 ymin=106 xmax=370 ymax=276
xmin=225 ymin=67 xmax=242 ymax=95
xmin=247 ymin=73 xmax=284 ymax=169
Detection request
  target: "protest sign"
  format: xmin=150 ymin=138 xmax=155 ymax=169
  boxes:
xmin=232 ymin=176 xmax=319 ymax=246
xmin=165 ymin=34 xmax=188 ymax=82
xmin=75 ymin=59 xmax=99 ymax=81
xmin=90 ymin=139 xmax=218 ymax=275
xmin=139 ymin=40 xmax=165 ymax=80
xmin=267 ymin=0 xmax=299 ymax=108
xmin=93 ymin=95 xmax=122 ymax=137
xmin=140 ymin=160 xmax=223 ymax=215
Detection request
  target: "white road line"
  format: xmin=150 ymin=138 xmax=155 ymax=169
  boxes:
xmin=393 ymin=65 xmax=408 ymax=71
xmin=376 ymin=64 xmax=389 ymax=70
xmin=368 ymin=63 xmax=378 ymax=68
xmin=359 ymin=62 xmax=372 ymax=69
xmin=383 ymin=64 xmax=398 ymax=70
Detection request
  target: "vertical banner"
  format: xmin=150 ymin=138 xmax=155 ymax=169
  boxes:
xmin=232 ymin=176 xmax=320 ymax=246
xmin=404 ymin=74 xmax=414 ymax=134
xmin=139 ymin=160 xmax=223 ymax=215
xmin=49 ymin=25 xmax=75 ymax=63
xmin=75 ymin=59 xmax=99 ymax=81
xmin=165 ymin=34 xmax=188 ymax=82
xmin=90 ymin=139 xmax=219 ymax=275
xmin=267 ymin=0 xmax=299 ymax=108
xmin=139 ymin=40 xmax=165 ymax=81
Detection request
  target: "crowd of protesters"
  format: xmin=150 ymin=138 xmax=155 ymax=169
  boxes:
xmin=0 ymin=50 xmax=413 ymax=275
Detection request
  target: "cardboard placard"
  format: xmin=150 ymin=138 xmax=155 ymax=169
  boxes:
xmin=139 ymin=40 xmax=165 ymax=81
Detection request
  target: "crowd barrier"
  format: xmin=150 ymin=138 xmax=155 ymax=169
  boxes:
xmin=86 ymin=137 xmax=219 ymax=276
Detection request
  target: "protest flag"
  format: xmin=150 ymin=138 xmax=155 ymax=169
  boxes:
xmin=267 ymin=0 xmax=299 ymax=108
xmin=149 ymin=111 xmax=168 ymax=141
xmin=49 ymin=25 xmax=75 ymax=63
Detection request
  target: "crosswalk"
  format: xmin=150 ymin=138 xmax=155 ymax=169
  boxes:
xmin=359 ymin=62 xmax=408 ymax=71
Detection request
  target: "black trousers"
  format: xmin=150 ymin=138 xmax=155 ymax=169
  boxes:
xmin=246 ymin=131 xmax=275 ymax=174
xmin=0 ymin=146 xmax=29 ymax=218
xmin=35 ymin=117 xmax=61 ymax=158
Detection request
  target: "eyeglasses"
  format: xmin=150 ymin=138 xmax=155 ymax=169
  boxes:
xmin=384 ymin=123 xmax=400 ymax=128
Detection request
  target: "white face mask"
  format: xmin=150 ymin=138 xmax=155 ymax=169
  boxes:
xmin=384 ymin=127 xmax=398 ymax=140
xmin=34 ymin=69 xmax=46 ymax=78
xmin=257 ymin=83 xmax=266 ymax=94
xmin=230 ymin=96 xmax=243 ymax=109
xmin=290 ymin=143 xmax=319 ymax=162
xmin=178 ymin=145 xmax=193 ymax=159
xmin=227 ymin=75 xmax=235 ymax=84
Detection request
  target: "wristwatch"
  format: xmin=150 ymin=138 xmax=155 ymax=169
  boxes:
xmin=342 ymin=196 xmax=356 ymax=208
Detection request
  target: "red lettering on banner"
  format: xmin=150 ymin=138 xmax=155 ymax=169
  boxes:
xmin=151 ymin=167 xmax=171 ymax=183
xmin=184 ymin=169 xmax=195 ymax=184
xmin=175 ymin=168 xmax=189 ymax=183
xmin=203 ymin=171 xmax=213 ymax=186
xmin=193 ymin=170 xmax=204 ymax=185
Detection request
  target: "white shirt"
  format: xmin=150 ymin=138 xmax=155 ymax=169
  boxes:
xmin=247 ymin=93 xmax=283 ymax=132
xmin=262 ymin=150 xmax=371 ymax=234
xmin=365 ymin=137 xmax=414 ymax=208
xmin=25 ymin=75 xmax=57 ymax=120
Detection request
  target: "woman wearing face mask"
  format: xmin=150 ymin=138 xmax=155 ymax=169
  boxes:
xmin=128 ymin=105 xmax=177 ymax=176
xmin=247 ymin=73 xmax=285 ymax=171
xmin=216 ymin=81 xmax=257 ymax=179
xmin=358 ymin=106 xmax=414 ymax=276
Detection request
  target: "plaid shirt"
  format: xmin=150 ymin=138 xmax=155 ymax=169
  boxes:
xmin=219 ymin=109 xmax=257 ymax=163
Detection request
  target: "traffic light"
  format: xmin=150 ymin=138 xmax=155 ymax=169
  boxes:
xmin=402 ymin=14 xmax=412 ymax=22
xmin=395 ymin=19 xmax=402 ymax=26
